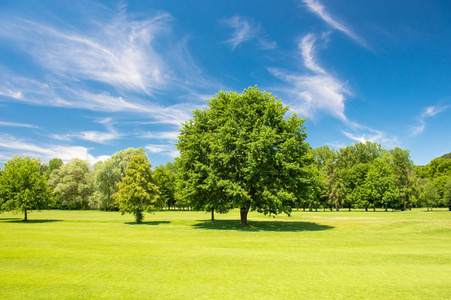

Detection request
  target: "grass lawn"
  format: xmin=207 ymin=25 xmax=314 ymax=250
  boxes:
xmin=0 ymin=209 xmax=450 ymax=299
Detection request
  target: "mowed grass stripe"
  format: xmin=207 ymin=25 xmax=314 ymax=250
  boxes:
xmin=0 ymin=209 xmax=450 ymax=299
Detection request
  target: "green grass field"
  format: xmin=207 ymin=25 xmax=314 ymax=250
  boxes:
xmin=0 ymin=209 xmax=450 ymax=299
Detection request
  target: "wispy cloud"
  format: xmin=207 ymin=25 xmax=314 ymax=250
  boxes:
xmin=300 ymin=33 xmax=327 ymax=74
xmin=52 ymin=131 xmax=120 ymax=144
xmin=1 ymin=11 xmax=171 ymax=94
xmin=269 ymin=33 xmax=349 ymax=121
xmin=223 ymin=16 xmax=276 ymax=50
xmin=342 ymin=129 xmax=398 ymax=147
xmin=0 ymin=121 xmax=38 ymax=128
xmin=0 ymin=71 xmax=196 ymax=127
xmin=0 ymin=4 xmax=215 ymax=125
xmin=301 ymin=0 xmax=367 ymax=48
xmin=411 ymin=104 xmax=450 ymax=136
xmin=145 ymin=144 xmax=179 ymax=158
xmin=0 ymin=134 xmax=107 ymax=164
xmin=141 ymin=131 xmax=179 ymax=140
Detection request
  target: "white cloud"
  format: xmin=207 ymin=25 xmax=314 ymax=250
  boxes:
xmin=2 ymin=12 xmax=171 ymax=94
xmin=52 ymin=131 xmax=120 ymax=144
xmin=145 ymin=144 xmax=179 ymax=158
xmin=223 ymin=16 xmax=256 ymax=50
xmin=342 ymin=128 xmax=399 ymax=148
xmin=0 ymin=134 xmax=106 ymax=164
xmin=0 ymin=5 xmax=215 ymax=124
xmin=301 ymin=0 xmax=367 ymax=47
xmin=411 ymin=104 xmax=450 ymax=135
xmin=223 ymin=16 xmax=276 ymax=50
xmin=300 ymin=34 xmax=326 ymax=74
xmin=269 ymin=33 xmax=349 ymax=121
xmin=142 ymin=131 xmax=179 ymax=140
xmin=0 ymin=121 xmax=38 ymax=128
xmin=422 ymin=104 xmax=450 ymax=118
xmin=0 ymin=72 xmax=196 ymax=127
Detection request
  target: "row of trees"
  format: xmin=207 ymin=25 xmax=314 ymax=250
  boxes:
xmin=310 ymin=143 xmax=451 ymax=212
xmin=1 ymin=87 xmax=450 ymax=223
xmin=0 ymin=150 xmax=162 ymax=222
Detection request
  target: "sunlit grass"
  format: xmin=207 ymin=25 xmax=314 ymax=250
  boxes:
xmin=0 ymin=209 xmax=450 ymax=299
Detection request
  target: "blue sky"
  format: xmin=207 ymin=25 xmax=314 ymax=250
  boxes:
xmin=0 ymin=0 xmax=449 ymax=167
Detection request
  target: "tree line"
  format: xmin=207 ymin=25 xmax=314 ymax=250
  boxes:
xmin=0 ymin=87 xmax=450 ymax=223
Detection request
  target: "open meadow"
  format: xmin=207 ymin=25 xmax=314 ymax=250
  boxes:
xmin=0 ymin=209 xmax=450 ymax=299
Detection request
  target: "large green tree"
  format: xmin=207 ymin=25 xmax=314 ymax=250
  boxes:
xmin=177 ymin=86 xmax=313 ymax=226
xmin=49 ymin=158 xmax=94 ymax=209
xmin=113 ymin=155 xmax=160 ymax=223
xmin=0 ymin=155 xmax=52 ymax=221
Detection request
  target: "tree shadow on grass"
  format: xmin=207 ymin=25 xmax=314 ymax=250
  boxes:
xmin=125 ymin=221 xmax=171 ymax=226
xmin=192 ymin=220 xmax=334 ymax=232
xmin=0 ymin=219 xmax=62 ymax=223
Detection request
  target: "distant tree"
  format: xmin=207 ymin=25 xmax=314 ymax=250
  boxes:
xmin=364 ymin=158 xmax=400 ymax=211
xmin=328 ymin=173 xmax=346 ymax=211
xmin=154 ymin=162 xmax=178 ymax=210
xmin=0 ymin=155 xmax=52 ymax=221
xmin=420 ymin=180 xmax=439 ymax=211
xmin=416 ymin=158 xmax=451 ymax=203
xmin=442 ymin=180 xmax=451 ymax=211
xmin=387 ymin=147 xmax=414 ymax=210
xmin=92 ymin=148 xmax=147 ymax=211
xmin=336 ymin=142 xmax=384 ymax=170
xmin=113 ymin=155 xmax=160 ymax=223
xmin=177 ymin=87 xmax=313 ymax=226
xmin=40 ymin=158 xmax=64 ymax=179
xmin=312 ymin=145 xmax=338 ymax=169
xmin=48 ymin=158 xmax=63 ymax=174
xmin=49 ymin=158 xmax=94 ymax=209
xmin=439 ymin=153 xmax=451 ymax=160
xmin=93 ymin=159 xmax=119 ymax=211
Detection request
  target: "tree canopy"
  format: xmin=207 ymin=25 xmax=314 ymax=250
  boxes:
xmin=177 ymin=86 xmax=313 ymax=225
xmin=0 ymin=155 xmax=52 ymax=220
xmin=113 ymin=155 xmax=160 ymax=223
xmin=49 ymin=158 xmax=94 ymax=209
xmin=93 ymin=148 xmax=146 ymax=210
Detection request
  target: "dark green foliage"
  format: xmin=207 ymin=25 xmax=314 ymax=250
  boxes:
xmin=177 ymin=86 xmax=313 ymax=225
xmin=416 ymin=157 xmax=451 ymax=205
xmin=0 ymin=155 xmax=52 ymax=220
xmin=420 ymin=179 xmax=439 ymax=211
xmin=154 ymin=162 xmax=178 ymax=210
xmin=439 ymin=153 xmax=451 ymax=160
xmin=443 ymin=180 xmax=451 ymax=210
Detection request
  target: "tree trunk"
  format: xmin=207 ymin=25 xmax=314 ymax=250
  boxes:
xmin=24 ymin=209 xmax=28 ymax=221
xmin=373 ymin=207 xmax=376 ymax=212
xmin=240 ymin=207 xmax=249 ymax=226
xmin=211 ymin=209 xmax=215 ymax=221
